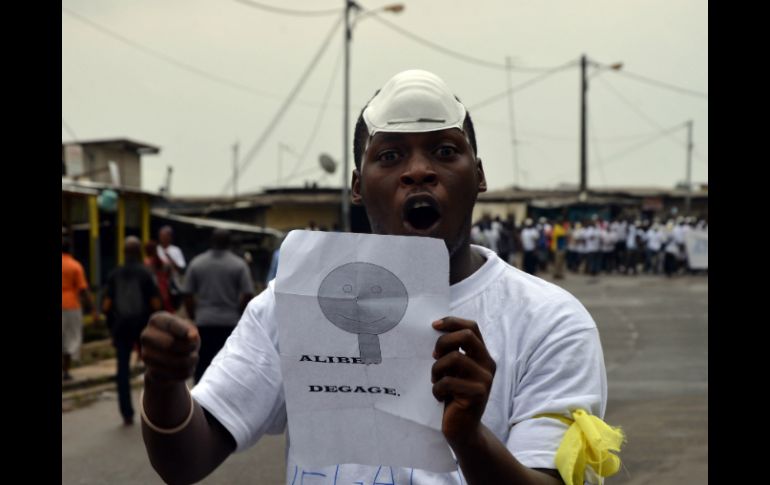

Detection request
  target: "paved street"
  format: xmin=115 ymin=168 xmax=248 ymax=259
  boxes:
xmin=62 ymin=273 xmax=707 ymax=484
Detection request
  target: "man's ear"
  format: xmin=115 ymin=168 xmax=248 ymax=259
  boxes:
xmin=477 ymin=158 xmax=488 ymax=193
xmin=351 ymin=169 xmax=363 ymax=205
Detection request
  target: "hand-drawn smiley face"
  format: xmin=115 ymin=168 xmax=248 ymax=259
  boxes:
xmin=317 ymin=262 xmax=408 ymax=364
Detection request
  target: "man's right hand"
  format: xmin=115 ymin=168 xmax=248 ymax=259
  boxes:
xmin=141 ymin=312 xmax=200 ymax=385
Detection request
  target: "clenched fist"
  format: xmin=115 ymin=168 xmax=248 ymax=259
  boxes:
xmin=141 ymin=312 xmax=200 ymax=384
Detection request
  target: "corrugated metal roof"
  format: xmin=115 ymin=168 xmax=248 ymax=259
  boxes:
xmin=151 ymin=209 xmax=283 ymax=238
xmin=480 ymin=186 xmax=708 ymax=201
xmin=61 ymin=179 xmax=161 ymax=198
xmin=62 ymin=138 xmax=160 ymax=155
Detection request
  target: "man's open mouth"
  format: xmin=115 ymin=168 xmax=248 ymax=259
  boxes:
xmin=403 ymin=195 xmax=441 ymax=231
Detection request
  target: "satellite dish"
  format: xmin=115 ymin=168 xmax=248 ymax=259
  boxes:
xmin=319 ymin=153 xmax=337 ymax=174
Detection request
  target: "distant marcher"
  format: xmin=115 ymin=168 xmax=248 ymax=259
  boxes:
xmin=583 ymin=221 xmax=601 ymax=276
xmin=535 ymin=217 xmax=552 ymax=272
xmin=144 ymin=240 xmax=175 ymax=313
xmin=625 ymin=220 xmax=640 ymax=275
xmin=551 ymin=219 xmax=568 ymax=279
xmin=644 ymin=223 xmax=664 ymax=274
xmin=520 ymin=218 xmax=540 ymax=275
xmin=62 ymin=233 xmax=97 ymax=381
xmin=182 ymin=229 xmax=255 ymax=383
xmin=496 ymin=215 xmax=514 ymax=265
xmin=480 ymin=213 xmax=501 ymax=254
xmin=157 ymin=225 xmax=186 ymax=310
xmin=103 ymin=236 xmax=162 ymax=425
xmin=600 ymin=222 xmax=616 ymax=273
xmin=266 ymin=247 xmax=280 ymax=283
xmin=663 ymin=221 xmax=680 ymax=277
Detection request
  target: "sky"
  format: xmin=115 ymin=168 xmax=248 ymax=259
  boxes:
xmin=62 ymin=0 xmax=708 ymax=197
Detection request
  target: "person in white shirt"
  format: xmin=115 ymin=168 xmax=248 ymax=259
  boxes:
xmin=625 ymin=220 xmax=640 ymax=275
xmin=138 ymin=69 xmax=619 ymax=485
xmin=644 ymin=223 xmax=664 ymax=274
xmin=157 ymin=225 xmax=187 ymax=310
xmin=599 ymin=222 xmax=616 ymax=273
xmin=520 ymin=218 xmax=540 ymax=275
xmin=583 ymin=221 xmax=601 ymax=276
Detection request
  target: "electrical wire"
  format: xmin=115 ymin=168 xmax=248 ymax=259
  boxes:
xmin=611 ymin=68 xmax=708 ymax=99
xmin=219 ymin=14 xmax=344 ymax=195
xmin=232 ymin=0 xmax=341 ymax=17
xmin=280 ymin=46 xmax=344 ymax=184
xmin=62 ymin=6 xmax=334 ymax=109
xmin=62 ymin=117 xmax=78 ymax=141
xmin=467 ymin=59 xmax=578 ymax=112
xmin=366 ymin=11 xmax=561 ymax=72
xmin=601 ymin=124 xmax=684 ymax=166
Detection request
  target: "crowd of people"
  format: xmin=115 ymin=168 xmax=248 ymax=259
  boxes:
xmin=62 ymin=225 xmax=255 ymax=426
xmin=471 ymin=213 xmax=708 ymax=279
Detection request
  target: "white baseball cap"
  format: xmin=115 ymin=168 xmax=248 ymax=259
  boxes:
xmin=363 ymin=69 xmax=467 ymax=137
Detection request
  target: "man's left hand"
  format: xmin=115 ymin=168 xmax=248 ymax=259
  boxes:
xmin=431 ymin=317 xmax=496 ymax=445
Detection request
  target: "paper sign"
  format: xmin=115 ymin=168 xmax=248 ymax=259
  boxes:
xmin=275 ymin=230 xmax=456 ymax=472
xmin=685 ymin=229 xmax=708 ymax=269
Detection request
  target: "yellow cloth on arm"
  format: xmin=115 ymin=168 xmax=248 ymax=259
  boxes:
xmin=535 ymin=409 xmax=625 ymax=485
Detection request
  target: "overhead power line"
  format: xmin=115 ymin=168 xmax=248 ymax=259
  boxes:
xmin=232 ymin=0 xmax=341 ymax=16
xmin=62 ymin=6 xmax=335 ymax=109
xmin=281 ymin=46 xmax=344 ymax=184
xmin=219 ymin=15 xmax=344 ymax=195
xmin=598 ymin=76 xmax=708 ymax=169
xmin=62 ymin=117 xmax=79 ymax=141
xmin=601 ymin=123 xmax=684 ymax=166
xmin=367 ymin=11 xmax=558 ymax=72
xmin=467 ymin=59 xmax=578 ymax=111
xmin=611 ymin=68 xmax=708 ymax=100
xmin=596 ymin=75 xmax=701 ymax=151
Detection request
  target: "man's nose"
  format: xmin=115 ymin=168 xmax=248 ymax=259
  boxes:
xmin=399 ymin=154 xmax=438 ymax=186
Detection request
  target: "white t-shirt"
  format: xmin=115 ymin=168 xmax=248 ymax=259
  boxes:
xmin=626 ymin=226 xmax=638 ymax=250
xmin=520 ymin=227 xmax=539 ymax=252
xmin=483 ymin=221 xmax=503 ymax=254
xmin=600 ymin=227 xmax=615 ymax=253
xmin=192 ymin=245 xmax=607 ymax=485
xmin=157 ymin=244 xmax=187 ymax=270
xmin=583 ymin=226 xmax=600 ymax=253
xmin=645 ymin=228 xmax=664 ymax=252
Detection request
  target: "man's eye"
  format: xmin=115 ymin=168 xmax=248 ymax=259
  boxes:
xmin=377 ymin=151 xmax=399 ymax=162
xmin=436 ymin=146 xmax=457 ymax=157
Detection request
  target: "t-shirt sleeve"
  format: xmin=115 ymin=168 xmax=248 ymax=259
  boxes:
xmin=238 ymin=262 xmax=254 ymax=295
xmin=181 ymin=263 xmax=196 ymax=294
xmin=170 ymin=247 xmax=186 ymax=269
xmin=76 ymin=263 xmax=89 ymax=292
xmin=190 ymin=287 xmax=286 ymax=453
xmin=506 ymin=296 xmax=607 ymax=481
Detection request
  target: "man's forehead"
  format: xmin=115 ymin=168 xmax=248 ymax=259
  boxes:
xmin=369 ymin=127 xmax=466 ymax=144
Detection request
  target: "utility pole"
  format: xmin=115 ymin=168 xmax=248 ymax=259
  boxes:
xmin=505 ymin=56 xmax=519 ymax=189
xmin=232 ymin=141 xmax=239 ymax=199
xmin=341 ymin=0 xmax=354 ymax=233
xmin=685 ymin=120 xmax=693 ymax=213
xmin=580 ymin=54 xmax=588 ymax=198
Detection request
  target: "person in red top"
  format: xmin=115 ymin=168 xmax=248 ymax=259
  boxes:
xmin=144 ymin=240 xmax=175 ymax=313
xmin=62 ymin=233 xmax=97 ymax=381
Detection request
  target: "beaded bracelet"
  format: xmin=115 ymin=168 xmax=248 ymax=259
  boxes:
xmin=139 ymin=388 xmax=195 ymax=434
